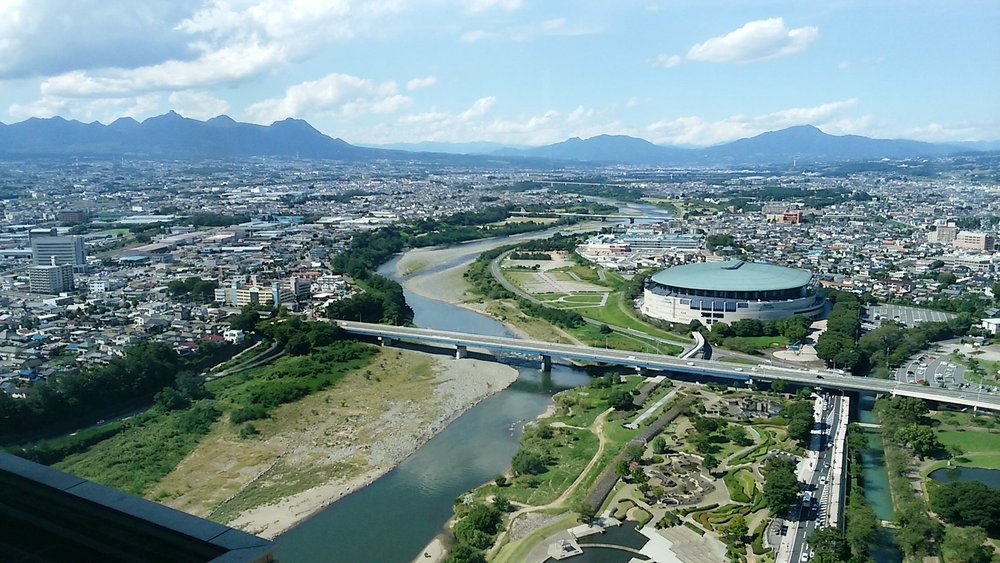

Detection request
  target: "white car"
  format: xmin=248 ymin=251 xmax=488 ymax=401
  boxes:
xmin=734 ymin=367 xmax=744 ymax=372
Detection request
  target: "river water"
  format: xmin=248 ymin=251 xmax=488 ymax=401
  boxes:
xmin=274 ymin=251 xmax=592 ymax=563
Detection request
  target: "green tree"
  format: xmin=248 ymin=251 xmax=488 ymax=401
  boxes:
xmin=575 ymin=501 xmax=597 ymax=525
xmin=807 ymin=527 xmax=851 ymax=563
xmin=895 ymin=423 xmax=942 ymax=460
xmin=762 ymin=457 xmax=800 ymax=516
xmin=844 ymin=494 xmax=878 ymax=557
xmin=652 ymin=436 xmax=667 ymax=454
xmin=443 ymin=543 xmax=485 ymax=563
xmin=511 ymin=451 xmax=546 ymax=476
xmin=942 ymin=525 xmax=992 ymax=563
xmin=931 ymin=482 xmax=1000 ymax=534
xmin=702 ymin=453 xmax=720 ymax=473
xmin=608 ymin=388 xmax=635 ymax=411
xmin=722 ymin=514 xmax=748 ymax=544
xmin=771 ymin=379 xmax=788 ymax=394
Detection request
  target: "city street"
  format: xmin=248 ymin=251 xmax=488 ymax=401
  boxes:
xmin=782 ymin=395 xmax=847 ymax=563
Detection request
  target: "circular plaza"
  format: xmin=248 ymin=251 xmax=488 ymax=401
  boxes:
xmin=640 ymin=260 xmax=824 ymax=325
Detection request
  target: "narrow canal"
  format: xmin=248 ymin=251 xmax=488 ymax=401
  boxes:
xmin=856 ymin=393 xmax=902 ymax=563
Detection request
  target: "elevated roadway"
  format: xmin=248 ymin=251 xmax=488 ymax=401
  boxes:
xmin=510 ymin=211 xmax=661 ymax=223
xmin=337 ymin=321 xmax=1000 ymax=412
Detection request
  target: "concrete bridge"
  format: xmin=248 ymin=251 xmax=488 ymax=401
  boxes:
xmin=510 ymin=210 xmax=663 ymax=224
xmin=336 ymin=321 xmax=1000 ymax=412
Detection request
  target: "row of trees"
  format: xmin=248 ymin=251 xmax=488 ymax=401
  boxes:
xmin=816 ymin=290 xmax=974 ymax=376
xmin=328 ymin=229 xmax=413 ymax=325
xmin=0 ymin=341 xmax=187 ymax=441
xmin=167 ymin=276 xmax=218 ymax=303
xmin=708 ymin=315 xmax=813 ymax=344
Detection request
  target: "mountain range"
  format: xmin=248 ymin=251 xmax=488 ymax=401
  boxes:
xmin=0 ymin=112 xmax=990 ymax=166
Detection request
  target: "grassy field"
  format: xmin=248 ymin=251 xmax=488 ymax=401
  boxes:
xmin=579 ymin=295 xmax=691 ymax=344
xmin=54 ymin=402 xmax=221 ymax=495
xmin=936 ymin=429 xmax=1000 ymax=453
xmin=722 ymin=335 xmax=791 ymax=354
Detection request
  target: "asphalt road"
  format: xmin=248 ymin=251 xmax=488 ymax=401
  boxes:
xmin=788 ymin=395 xmax=846 ymax=563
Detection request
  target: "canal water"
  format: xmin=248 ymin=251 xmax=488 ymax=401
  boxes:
xmin=856 ymin=393 xmax=902 ymax=563
xmin=275 ymin=252 xmax=592 ymax=562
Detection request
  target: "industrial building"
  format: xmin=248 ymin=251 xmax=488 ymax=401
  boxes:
xmin=640 ymin=260 xmax=824 ymax=325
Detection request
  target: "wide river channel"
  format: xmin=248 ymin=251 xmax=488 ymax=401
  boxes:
xmin=273 ymin=211 xmax=901 ymax=562
xmin=274 ymin=236 xmax=593 ymax=563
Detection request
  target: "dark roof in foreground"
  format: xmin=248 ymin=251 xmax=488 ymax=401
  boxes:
xmin=0 ymin=452 xmax=274 ymax=563
xmin=649 ymin=260 xmax=813 ymax=292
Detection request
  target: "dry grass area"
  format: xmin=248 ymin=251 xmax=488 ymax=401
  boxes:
xmin=146 ymin=348 xmax=516 ymax=538
xmin=485 ymin=301 xmax=582 ymax=345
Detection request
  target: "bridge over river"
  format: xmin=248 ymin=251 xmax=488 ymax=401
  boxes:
xmin=337 ymin=320 xmax=1000 ymax=412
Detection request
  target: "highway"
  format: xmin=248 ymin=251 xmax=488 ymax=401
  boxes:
xmin=336 ymin=320 xmax=1000 ymax=411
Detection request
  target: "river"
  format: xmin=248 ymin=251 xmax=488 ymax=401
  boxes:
xmin=274 ymin=249 xmax=592 ymax=563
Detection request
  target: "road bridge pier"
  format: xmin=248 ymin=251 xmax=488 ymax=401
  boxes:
xmin=540 ymin=354 xmax=552 ymax=372
xmin=456 ymin=345 xmax=467 ymax=359
xmin=379 ymin=336 xmax=393 ymax=347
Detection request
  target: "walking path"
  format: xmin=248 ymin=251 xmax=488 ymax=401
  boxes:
xmin=492 ymin=408 xmax=613 ymax=556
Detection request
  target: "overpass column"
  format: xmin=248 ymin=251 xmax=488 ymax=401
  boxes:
xmin=540 ymin=354 xmax=552 ymax=372
xmin=635 ymin=366 xmax=647 ymax=376
xmin=455 ymin=345 xmax=467 ymax=359
xmin=379 ymin=337 xmax=394 ymax=347
xmin=629 ymin=217 xmax=635 ymax=224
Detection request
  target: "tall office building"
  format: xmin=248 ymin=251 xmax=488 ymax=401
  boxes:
xmin=31 ymin=235 xmax=86 ymax=271
xmin=28 ymin=262 xmax=75 ymax=294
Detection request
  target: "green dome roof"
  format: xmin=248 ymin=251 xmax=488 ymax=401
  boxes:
xmin=649 ymin=260 xmax=812 ymax=292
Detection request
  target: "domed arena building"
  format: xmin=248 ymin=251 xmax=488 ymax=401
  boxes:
xmin=640 ymin=260 xmax=824 ymax=326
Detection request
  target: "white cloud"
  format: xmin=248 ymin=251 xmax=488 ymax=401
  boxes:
xmin=567 ymin=105 xmax=593 ymax=122
xmin=655 ymin=54 xmax=682 ymax=69
xmin=0 ymin=1 xmax=196 ymax=80
xmin=837 ymin=56 xmax=885 ymax=71
xmin=463 ymin=0 xmax=522 ymax=15
xmin=646 ymin=99 xmax=861 ymax=145
xmin=459 ymin=97 xmax=496 ymax=120
xmin=168 ymin=91 xmax=231 ymax=120
xmin=406 ymin=76 xmax=437 ymax=91
xmin=687 ymin=18 xmax=818 ymax=64
xmin=460 ymin=29 xmax=493 ymax=43
xmin=244 ymin=72 xmax=410 ymax=123
xmin=758 ymin=99 xmax=859 ymax=128
xmin=542 ymin=18 xmax=566 ymax=32
xmin=32 ymin=0 xmax=403 ymax=98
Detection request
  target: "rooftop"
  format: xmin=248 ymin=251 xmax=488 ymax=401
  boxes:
xmin=649 ymin=260 xmax=813 ymax=292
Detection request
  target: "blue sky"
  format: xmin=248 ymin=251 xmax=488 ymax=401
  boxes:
xmin=0 ymin=1 xmax=997 ymax=146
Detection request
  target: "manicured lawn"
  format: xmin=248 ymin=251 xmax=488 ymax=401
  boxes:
xmin=579 ymin=295 xmax=691 ymax=344
xmin=722 ymin=335 xmax=790 ymax=353
xmin=937 ymin=429 xmax=1000 ymax=453
xmin=560 ymin=294 xmax=607 ymax=305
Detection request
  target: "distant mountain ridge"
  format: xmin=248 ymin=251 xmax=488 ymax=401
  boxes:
xmin=0 ymin=113 xmax=989 ymax=165
xmin=501 ymin=125 xmax=963 ymax=165
xmin=0 ymin=111 xmax=370 ymax=160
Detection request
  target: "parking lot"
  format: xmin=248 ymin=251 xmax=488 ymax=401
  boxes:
xmin=894 ymin=353 xmax=965 ymax=386
xmin=864 ymin=304 xmax=956 ymax=328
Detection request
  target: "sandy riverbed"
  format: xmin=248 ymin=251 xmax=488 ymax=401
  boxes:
xmin=219 ymin=351 xmax=517 ymax=538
